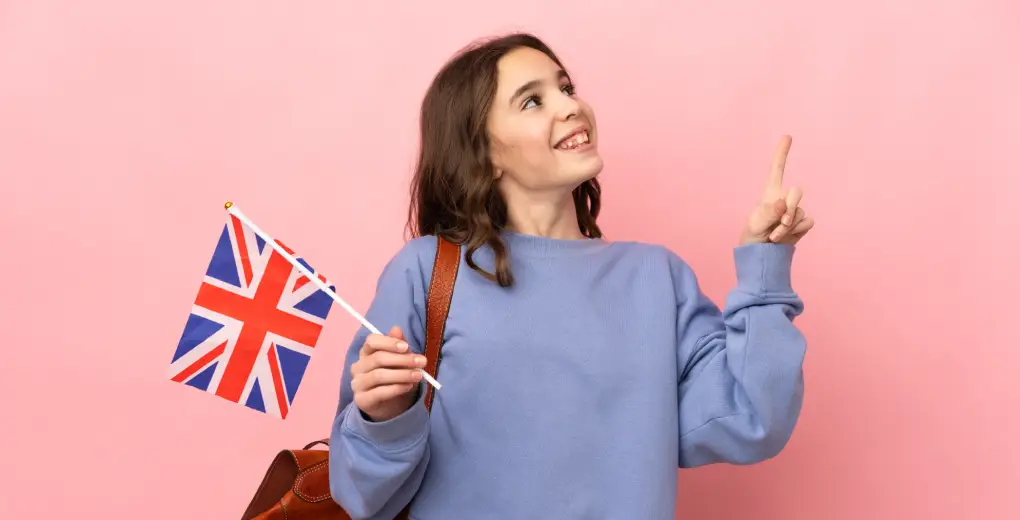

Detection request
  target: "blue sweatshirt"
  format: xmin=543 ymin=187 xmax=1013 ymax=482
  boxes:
xmin=329 ymin=232 xmax=806 ymax=519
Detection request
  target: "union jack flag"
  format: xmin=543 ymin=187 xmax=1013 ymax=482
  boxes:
xmin=168 ymin=213 xmax=335 ymax=418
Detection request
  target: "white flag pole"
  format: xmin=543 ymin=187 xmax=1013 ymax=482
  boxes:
xmin=224 ymin=202 xmax=441 ymax=391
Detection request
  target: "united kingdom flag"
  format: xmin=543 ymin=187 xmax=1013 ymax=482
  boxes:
xmin=168 ymin=213 xmax=335 ymax=418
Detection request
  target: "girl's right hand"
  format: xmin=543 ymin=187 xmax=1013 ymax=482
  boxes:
xmin=350 ymin=326 xmax=427 ymax=422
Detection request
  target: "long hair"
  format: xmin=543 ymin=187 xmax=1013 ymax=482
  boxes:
xmin=406 ymin=33 xmax=602 ymax=288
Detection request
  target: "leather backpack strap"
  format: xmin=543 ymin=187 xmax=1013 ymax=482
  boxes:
xmin=305 ymin=236 xmax=460 ymax=450
xmin=422 ymin=235 xmax=460 ymax=411
xmin=392 ymin=235 xmax=460 ymax=520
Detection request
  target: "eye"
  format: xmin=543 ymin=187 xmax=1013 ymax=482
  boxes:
xmin=521 ymin=83 xmax=575 ymax=110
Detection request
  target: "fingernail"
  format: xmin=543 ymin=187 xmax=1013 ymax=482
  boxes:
xmin=781 ymin=215 xmax=792 ymax=226
xmin=415 ymin=356 xmax=426 ymax=366
xmin=396 ymin=341 xmax=408 ymax=351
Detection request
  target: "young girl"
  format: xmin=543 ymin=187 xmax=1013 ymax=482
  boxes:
xmin=328 ymin=33 xmax=812 ymax=519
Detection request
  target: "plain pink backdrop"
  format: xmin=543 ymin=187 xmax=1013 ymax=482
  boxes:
xmin=1 ymin=0 xmax=1017 ymax=518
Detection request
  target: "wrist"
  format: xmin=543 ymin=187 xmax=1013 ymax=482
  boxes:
xmin=738 ymin=230 xmax=767 ymax=246
xmin=734 ymin=242 xmax=796 ymax=294
xmin=363 ymin=386 xmax=419 ymax=422
xmin=345 ymin=389 xmax=429 ymax=449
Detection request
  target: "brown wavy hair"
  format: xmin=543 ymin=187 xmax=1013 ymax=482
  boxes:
xmin=405 ymin=33 xmax=602 ymax=288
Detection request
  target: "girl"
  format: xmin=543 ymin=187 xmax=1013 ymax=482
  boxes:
xmin=329 ymin=33 xmax=812 ymax=519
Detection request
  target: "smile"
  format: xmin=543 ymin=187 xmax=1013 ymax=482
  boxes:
xmin=555 ymin=130 xmax=591 ymax=151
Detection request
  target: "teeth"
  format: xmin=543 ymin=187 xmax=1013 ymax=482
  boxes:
xmin=558 ymin=130 xmax=589 ymax=150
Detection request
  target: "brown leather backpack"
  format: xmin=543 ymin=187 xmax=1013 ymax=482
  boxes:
xmin=240 ymin=236 xmax=461 ymax=520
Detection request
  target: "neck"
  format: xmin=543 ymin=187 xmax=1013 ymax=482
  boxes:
xmin=502 ymin=187 xmax=585 ymax=240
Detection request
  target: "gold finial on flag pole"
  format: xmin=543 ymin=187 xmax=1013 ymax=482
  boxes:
xmin=224 ymin=201 xmax=233 ymax=210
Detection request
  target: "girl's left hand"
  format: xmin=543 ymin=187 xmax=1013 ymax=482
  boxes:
xmin=739 ymin=135 xmax=815 ymax=246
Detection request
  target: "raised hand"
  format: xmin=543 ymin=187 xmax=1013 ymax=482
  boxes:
xmin=350 ymin=326 xmax=425 ymax=422
xmin=739 ymin=135 xmax=814 ymax=246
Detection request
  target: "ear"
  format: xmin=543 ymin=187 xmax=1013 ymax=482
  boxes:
xmin=488 ymin=138 xmax=505 ymax=179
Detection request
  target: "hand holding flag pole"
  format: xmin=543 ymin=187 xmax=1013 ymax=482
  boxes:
xmin=224 ymin=202 xmax=442 ymax=391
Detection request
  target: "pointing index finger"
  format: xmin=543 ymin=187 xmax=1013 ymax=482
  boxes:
xmin=769 ymin=135 xmax=792 ymax=188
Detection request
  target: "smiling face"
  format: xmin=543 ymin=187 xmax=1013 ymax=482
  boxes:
xmin=487 ymin=46 xmax=603 ymax=196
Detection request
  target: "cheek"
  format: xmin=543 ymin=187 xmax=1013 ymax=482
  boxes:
xmin=491 ymin=118 xmax=555 ymax=178
xmin=511 ymin=125 xmax=553 ymax=162
xmin=580 ymin=101 xmax=597 ymax=127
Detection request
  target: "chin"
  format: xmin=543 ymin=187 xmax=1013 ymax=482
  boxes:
xmin=570 ymin=153 xmax=604 ymax=183
xmin=540 ymin=150 xmax=604 ymax=191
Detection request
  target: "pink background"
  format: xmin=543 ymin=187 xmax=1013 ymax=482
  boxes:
xmin=1 ymin=1 xmax=1017 ymax=518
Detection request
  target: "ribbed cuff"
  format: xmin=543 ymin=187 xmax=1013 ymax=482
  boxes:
xmin=344 ymin=387 xmax=429 ymax=451
xmin=733 ymin=243 xmax=796 ymax=294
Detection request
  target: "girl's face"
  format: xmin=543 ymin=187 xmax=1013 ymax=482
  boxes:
xmin=487 ymin=47 xmax=603 ymax=196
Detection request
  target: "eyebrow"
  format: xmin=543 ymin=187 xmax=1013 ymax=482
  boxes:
xmin=508 ymin=69 xmax=570 ymax=106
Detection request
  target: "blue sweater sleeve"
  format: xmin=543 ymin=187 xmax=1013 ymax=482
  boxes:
xmin=328 ymin=240 xmax=434 ymax=519
xmin=672 ymin=243 xmax=807 ymax=468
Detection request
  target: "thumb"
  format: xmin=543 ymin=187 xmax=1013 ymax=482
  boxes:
xmin=388 ymin=325 xmax=406 ymax=342
xmin=769 ymin=197 xmax=787 ymax=222
xmin=753 ymin=197 xmax=786 ymax=231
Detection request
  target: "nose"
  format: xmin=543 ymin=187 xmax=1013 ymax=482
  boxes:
xmin=554 ymin=91 xmax=581 ymax=121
